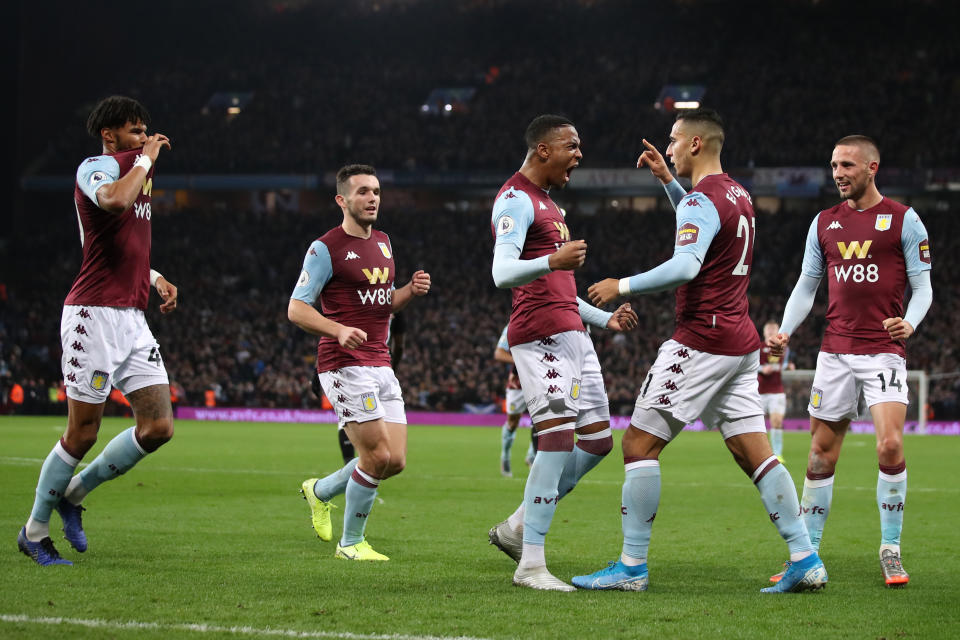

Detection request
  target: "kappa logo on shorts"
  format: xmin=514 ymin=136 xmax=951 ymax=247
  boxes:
xmin=570 ymin=378 xmax=581 ymax=400
xmin=361 ymin=392 xmax=378 ymax=412
xmin=810 ymin=387 xmax=823 ymax=409
xmin=547 ymin=385 xmax=563 ymax=395
xmin=90 ymin=370 xmax=109 ymax=392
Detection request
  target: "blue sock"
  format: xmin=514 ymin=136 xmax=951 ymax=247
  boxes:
xmin=74 ymin=427 xmax=146 ymax=496
xmin=521 ymin=450 xmax=571 ymax=545
xmin=314 ymin=458 xmax=359 ymax=502
xmin=770 ymin=428 xmax=783 ymax=457
xmin=525 ymin=441 xmax=536 ymax=464
xmin=800 ymin=474 xmax=834 ymax=552
xmin=755 ymin=461 xmax=813 ymax=557
xmin=621 ymin=461 xmax=660 ymax=561
xmin=557 ymin=443 xmax=608 ymax=499
xmin=341 ymin=467 xmax=379 ymax=547
xmin=501 ymin=425 xmax=516 ymax=462
xmin=28 ymin=441 xmax=80 ymax=535
xmin=878 ymin=465 xmax=906 ymax=547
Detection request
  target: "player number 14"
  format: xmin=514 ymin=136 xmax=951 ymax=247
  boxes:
xmin=876 ymin=369 xmax=903 ymax=393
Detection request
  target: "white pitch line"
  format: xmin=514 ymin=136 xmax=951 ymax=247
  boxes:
xmin=0 ymin=614 xmax=491 ymax=640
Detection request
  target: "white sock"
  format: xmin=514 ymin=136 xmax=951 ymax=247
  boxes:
xmin=519 ymin=542 xmax=545 ymax=569
xmin=507 ymin=503 xmax=524 ymax=532
xmin=63 ymin=475 xmax=88 ymax=505
xmin=620 ymin=553 xmax=645 ymax=566
xmin=25 ymin=517 xmax=50 ymax=542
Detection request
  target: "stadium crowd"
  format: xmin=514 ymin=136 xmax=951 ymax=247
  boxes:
xmin=2 ymin=195 xmax=957 ymax=418
xmin=20 ymin=0 xmax=959 ymax=176
xmin=7 ymin=0 xmax=958 ymax=419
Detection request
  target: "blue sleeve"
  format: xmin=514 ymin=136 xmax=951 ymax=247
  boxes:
xmin=671 ymin=192 xmax=721 ymax=263
xmin=901 ymin=208 xmax=932 ymax=276
xmin=496 ymin=325 xmax=511 ymax=352
xmin=291 ymin=241 xmax=333 ymax=305
xmin=76 ymin=155 xmax=121 ymax=208
xmin=904 ymin=270 xmax=932 ymax=329
xmin=625 ymin=252 xmax=701 ymax=294
xmin=799 ymin=215 xmax=825 ymax=278
xmin=492 ymin=187 xmax=535 ymax=251
xmin=577 ymin=297 xmax=613 ymax=328
xmin=779 ymin=274 xmax=821 ymax=337
xmin=664 ymin=180 xmax=687 ymax=210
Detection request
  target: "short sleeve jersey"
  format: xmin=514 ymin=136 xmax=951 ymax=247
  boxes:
xmin=291 ymin=226 xmax=395 ymax=372
xmin=801 ymin=197 xmax=931 ymax=358
xmin=671 ymin=174 xmax=762 ymax=356
xmin=64 ymin=148 xmax=155 ymax=310
xmin=491 ymin=172 xmax=583 ymax=346
xmin=758 ymin=346 xmax=788 ymax=394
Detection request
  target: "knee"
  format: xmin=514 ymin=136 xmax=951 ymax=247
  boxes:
xmin=385 ymin=456 xmax=406 ymax=478
xmin=876 ymin=434 xmax=903 ymax=464
xmin=137 ymin=418 xmax=174 ymax=453
xmin=577 ymin=433 xmax=613 ymax=457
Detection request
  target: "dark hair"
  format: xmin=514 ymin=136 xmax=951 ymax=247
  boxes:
xmin=675 ymin=107 xmax=725 ymax=149
xmin=336 ymin=164 xmax=377 ymax=194
xmin=86 ymin=96 xmax=151 ymax=138
xmin=524 ymin=114 xmax=576 ymax=149
xmin=835 ymin=135 xmax=880 ymax=162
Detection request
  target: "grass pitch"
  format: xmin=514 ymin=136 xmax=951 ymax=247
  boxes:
xmin=1 ymin=416 xmax=958 ymax=639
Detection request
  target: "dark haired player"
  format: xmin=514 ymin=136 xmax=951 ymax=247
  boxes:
xmin=18 ymin=96 xmax=177 ymax=566
xmin=487 ymin=115 xmax=638 ymax=591
xmin=293 ymin=164 xmax=430 ymax=561
xmin=576 ymin=109 xmax=824 ymax=593
xmin=767 ymin=135 xmax=932 ymax=587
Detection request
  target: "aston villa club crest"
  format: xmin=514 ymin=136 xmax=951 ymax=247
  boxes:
xmin=90 ymin=370 xmax=109 ymax=392
xmin=361 ymin=392 xmax=378 ymax=412
xmin=875 ymin=214 xmax=892 ymax=231
xmin=810 ymin=387 xmax=823 ymax=409
xmin=570 ymin=378 xmax=581 ymax=401
xmin=377 ymin=242 xmax=392 ymax=259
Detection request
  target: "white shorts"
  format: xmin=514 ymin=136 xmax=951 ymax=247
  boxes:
xmin=631 ymin=339 xmax=765 ymax=442
xmin=60 ymin=305 xmax=168 ymax=403
xmin=808 ymin=352 xmax=908 ymax=421
xmin=762 ymin=393 xmax=787 ymax=416
xmin=511 ymin=330 xmax=610 ymax=427
xmin=318 ymin=366 xmax=407 ymax=428
xmin=505 ymin=388 xmax=527 ymax=416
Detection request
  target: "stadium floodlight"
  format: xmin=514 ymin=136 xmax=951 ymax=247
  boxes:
xmin=420 ymin=87 xmax=476 ymax=116
xmin=655 ymin=85 xmax=706 ymax=112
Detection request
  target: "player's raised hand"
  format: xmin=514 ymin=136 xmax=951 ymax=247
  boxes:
xmin=409 ymin=270 xmax=431 ymax=296
xmin=882 ymin=317 xmax=914 ymax=341
xmin=588 ymin=278 xmax=620 ymax=307
xmin=767 ymin=332 xmax=790 ymax=357
xmin=637 ymin=138 xmax=673 ymax=185
xmin=155 ymin=276 xmax=178 ymax=314
xmin=337 ymin=326 xmax=367 ymax=350
xmin=142 ymin=133 xmax=171 ymax=163
xmin=549 ymin=239 xmax=587 ymax=271
xmin=608 ymin=303 xmax=638 ymax=332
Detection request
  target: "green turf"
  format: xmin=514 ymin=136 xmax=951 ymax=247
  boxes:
xmin=1 ymin=416 xmax=958 ymax=639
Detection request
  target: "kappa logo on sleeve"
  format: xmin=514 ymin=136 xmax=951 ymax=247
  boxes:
xmin=919 ymin=239 xmax=931 ymax=264
xmin=676 ymin=223 xmax=700 ymax=246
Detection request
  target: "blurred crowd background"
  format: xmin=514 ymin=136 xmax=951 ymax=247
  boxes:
xmin=6 ymin=0 xmax=958 ymax=418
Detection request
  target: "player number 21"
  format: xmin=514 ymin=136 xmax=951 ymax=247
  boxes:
xmin=732 ymin=214 xmax=755 ymax=276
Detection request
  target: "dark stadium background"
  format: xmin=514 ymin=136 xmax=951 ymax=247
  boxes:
xmin=7 ymin=0 xmax=959 ymax=419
